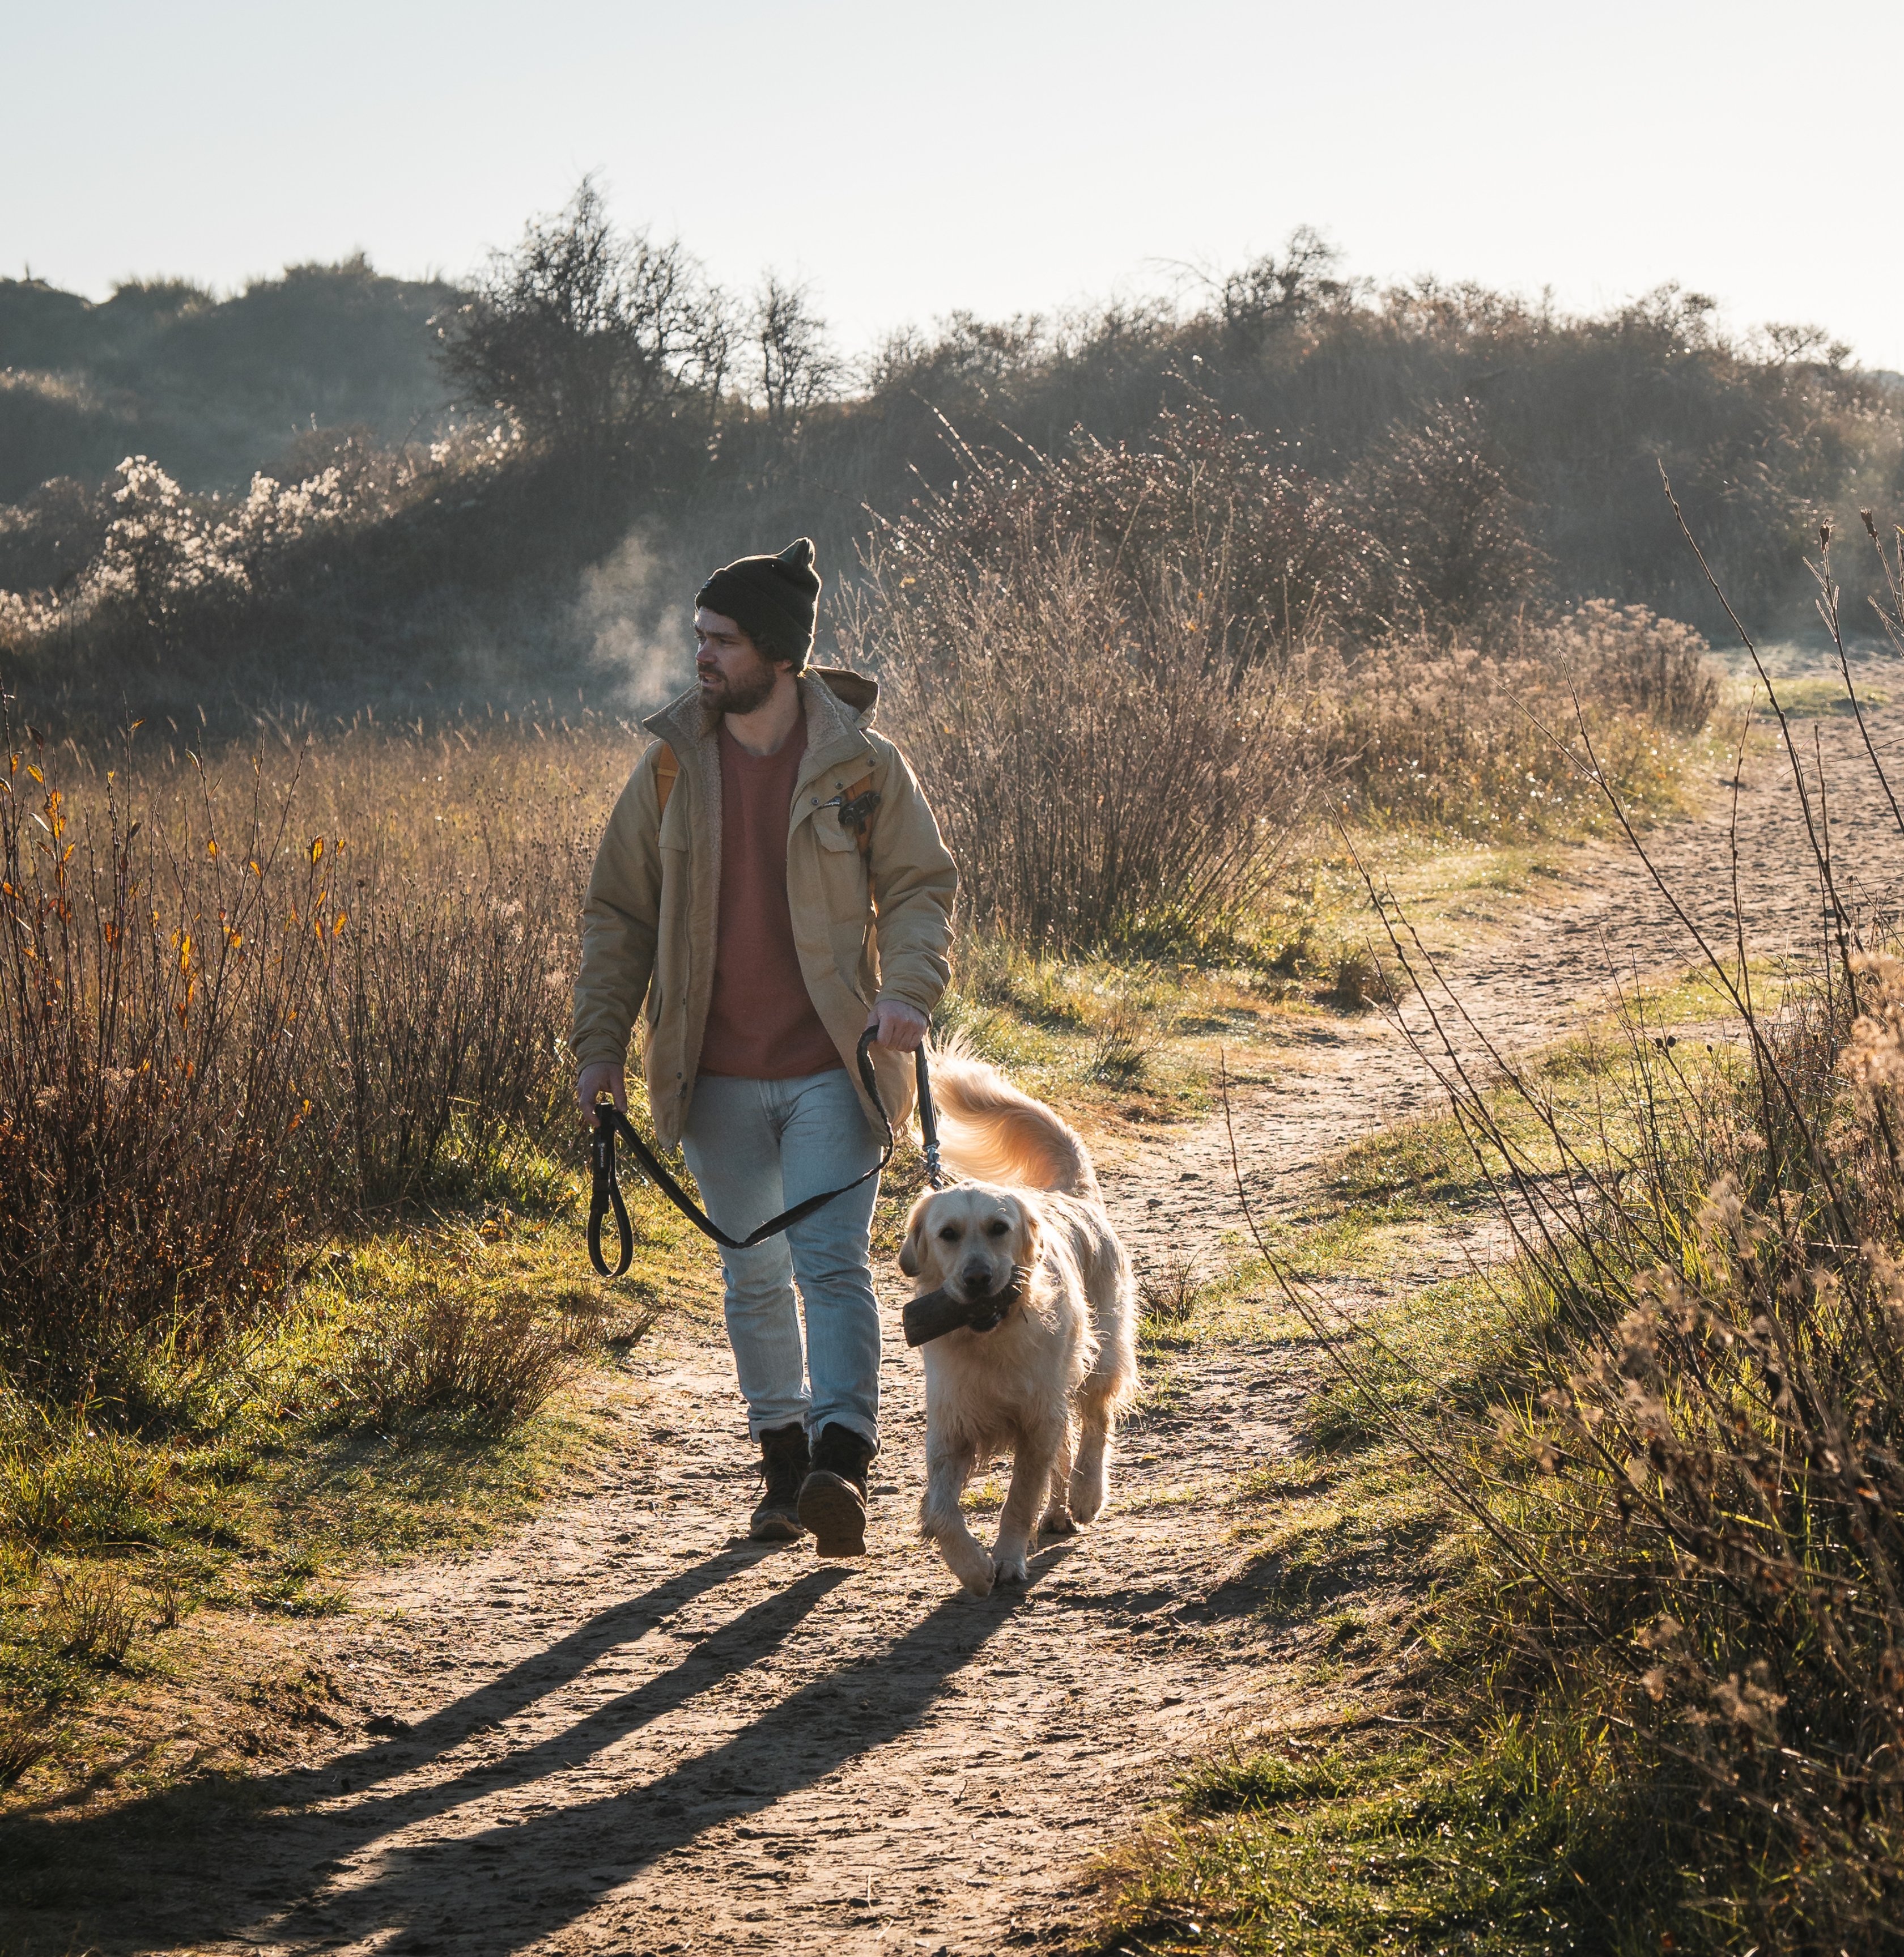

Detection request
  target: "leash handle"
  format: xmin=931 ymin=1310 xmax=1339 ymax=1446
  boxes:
xmin=588 ymin=1028 xmax=912 ymax=1275
xmin=588 ymin=1114 xmax=636 ymax=1279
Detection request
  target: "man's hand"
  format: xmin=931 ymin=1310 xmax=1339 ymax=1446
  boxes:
xmin=866 ymin=999 xmax=929 ymax=1052
xmin=577 ymin=1061 xmax=627 ymax=1126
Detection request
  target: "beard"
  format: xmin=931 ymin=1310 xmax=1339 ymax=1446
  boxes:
xmin=698 ymin=655 xmax=780 ymax=732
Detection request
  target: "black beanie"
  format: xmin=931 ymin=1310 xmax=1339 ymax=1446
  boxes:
xmin=696 ymin=538 xmax=821 ymax=673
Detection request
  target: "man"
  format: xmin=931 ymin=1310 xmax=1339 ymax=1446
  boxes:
xmin=572 ymin=537 xmax=957 ymax=1556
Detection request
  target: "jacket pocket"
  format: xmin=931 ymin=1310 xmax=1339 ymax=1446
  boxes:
xmin=828 ymin=920 xmax=874 ymax=1004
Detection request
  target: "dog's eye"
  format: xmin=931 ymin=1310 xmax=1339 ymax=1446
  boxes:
xmin=984 ymin=1219 xmax=1012 ymax=1237
xmin=937 ymin=1225 xmax=960 ymax=1242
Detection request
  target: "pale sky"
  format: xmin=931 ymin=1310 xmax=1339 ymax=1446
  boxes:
xmin=8 ymin=0 xmax=1899 ymax=371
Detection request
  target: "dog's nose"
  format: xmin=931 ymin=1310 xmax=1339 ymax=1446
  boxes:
xmin=960 ymin=1260 xmax=993 ymax=1290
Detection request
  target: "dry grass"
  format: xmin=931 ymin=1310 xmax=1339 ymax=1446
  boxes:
xmin=324 ymin=1283 xmax=576 ymax=1439
xmin=1137 ymin=1251 xmax=1202 ymax=1328
xmin=0 ymin=708 xmax=631 ymax=1403
xmin=1111 ymin=529 xmax=1904 ymax=1954
xmin=1323 ymin=606 xmax=1718 ymax=839
xmin=0 ymin=1711 xmax=53 ymax=1787
xmin=40 ymin=1568 xmax=142 ymax=1669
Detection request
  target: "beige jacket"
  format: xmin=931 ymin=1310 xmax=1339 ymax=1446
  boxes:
xmin=572 ymin=667 xmax=958 ymax=1148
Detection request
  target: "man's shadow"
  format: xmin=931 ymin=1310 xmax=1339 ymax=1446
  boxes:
xmin=0 ymin=1534 xmax=1079 ymax=1951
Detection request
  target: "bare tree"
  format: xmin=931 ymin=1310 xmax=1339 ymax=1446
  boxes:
xmin=433 ymin=178 xmax=731 ymax=465
xmin=1219 ymin=226 xmax=1351 ymax=349
xmin=1758 ymin=320 xmax=1852 ymax=368
xmin=751 ymin=272 xmax=840 ymax=436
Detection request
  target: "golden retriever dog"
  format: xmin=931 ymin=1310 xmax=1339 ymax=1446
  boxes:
xmin=899 ymin=1045 xmax=1138 ymax=1596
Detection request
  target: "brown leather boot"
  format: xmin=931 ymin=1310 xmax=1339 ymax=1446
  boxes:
xmin=797 ymin=1423 xmax=876 ymax=1557
xmin=750 ymin=1424 xmax=810 ymax=1542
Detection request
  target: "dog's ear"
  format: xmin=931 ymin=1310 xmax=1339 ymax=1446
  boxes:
xmin=1011 ymin=1194 xmax=1045 ymax=1272
xmin=899 ymin=1192 xmax=933 ymax=1278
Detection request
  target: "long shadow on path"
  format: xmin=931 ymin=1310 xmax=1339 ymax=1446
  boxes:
xmin=1 ymin=1538 xmax=1071 ymax=1952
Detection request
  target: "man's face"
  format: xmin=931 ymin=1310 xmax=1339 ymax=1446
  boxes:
xmin=695 ymin=609 xmax=782 ymax=718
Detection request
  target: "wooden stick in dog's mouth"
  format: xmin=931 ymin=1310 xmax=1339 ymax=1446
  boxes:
xmin=901 ymin=1266 xmax=1030 ymax=1349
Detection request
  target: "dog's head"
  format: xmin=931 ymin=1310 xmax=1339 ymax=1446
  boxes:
xmin=899 ymin=1183 xmax=1043 ymax=1305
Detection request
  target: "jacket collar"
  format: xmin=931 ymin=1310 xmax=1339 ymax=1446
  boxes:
xmin=644 ymin=668 xmax=877 ymax=791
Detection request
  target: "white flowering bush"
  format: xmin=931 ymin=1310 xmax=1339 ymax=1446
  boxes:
xmin=92 ymin=457 xmax=249 ymax=633
xmin=0 ymin=589 xmax=61 ymax=643
xmin=0 ymin=426 xmax=517 ymax=657
xmin=215 ymin=466 xmax=351 ymax=592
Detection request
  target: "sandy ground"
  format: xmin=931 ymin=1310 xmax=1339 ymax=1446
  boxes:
xmin=10 ymin=697 xmax=1900 ymax=1957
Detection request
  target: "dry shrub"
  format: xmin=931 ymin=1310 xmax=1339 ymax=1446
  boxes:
xmin=553 ymin=1283 xmax=658 ymax=1358
xmin=1548 ymin=597 xmax=1719 ymax=732
xmin=180 ymin=716 xmax=604 ymax=1212
xmin=1085 ymin=999 xmax=1162 ymax=1084
xmin=323 ymin=855 xmax=577 ymax=1210
xmin=1332 ymin=533 xmax=1904 ymax=1948
xmin=1460 ymin=966 xmax=1904 ymax=1951
xmin=1138 ymin=1252 xmax=1201 ymax=1327
xmin=842 ymin=534 xmax=1316 ymax=950
xmin=1348 ymin=397 xmax=1546 ymax=646
xmin=41 ymin=1567 xmax=140 ymax=1667
xmin=890 ymin=396 xmax=1400 ymax=649
xmin=0 ymin=1710 xmax=54 ymax=1786
xmin=0 ymin=713 xmax=334 ymax=1401
xmin=328 ymin=1285 xmax=575 ymax=1438
xmin=0 ymin=712 xmax=621 ymax=1407
xmin=1330 ymin=950 xmax=1394 ymax=1009
xmin=1325 ymin=601 xmax=1716 ymax=836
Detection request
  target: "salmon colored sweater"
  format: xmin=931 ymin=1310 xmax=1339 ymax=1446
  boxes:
xmin=698 ymin=712 xmax=843 ymax=1080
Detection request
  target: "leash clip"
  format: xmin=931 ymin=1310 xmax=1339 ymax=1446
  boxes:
xmin=915 ymin=1045 xmax=946 ymax=1191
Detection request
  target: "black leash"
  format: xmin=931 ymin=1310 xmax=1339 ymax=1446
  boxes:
xmin=589 ymin=1029 xmax=948 ymax=1277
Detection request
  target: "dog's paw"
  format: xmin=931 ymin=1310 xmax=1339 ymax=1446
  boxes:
xmin=942 ymin=1540 xmax=995 ymax=1596
xmin=1040 ymin=1506 xmax=1078 ymax=1536
xmin=992 ymin=1547 xmax=1030 ymax=1586
xmin=960 ymin=1557 xmax=996 ymax=1598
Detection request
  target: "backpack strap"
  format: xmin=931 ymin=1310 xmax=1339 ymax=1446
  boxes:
xmin=653 ymin=741 xmax=679 ymax=815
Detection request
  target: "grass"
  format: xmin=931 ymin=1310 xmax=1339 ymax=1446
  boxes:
xmin=1088 ymin=983 xmax=1783 ymax=1954
xmin=0 ymin=686 xmax=1726 ymax=1828
xmin=1740 ymin=670 xmax=1889 ymax=719
xmin=0 ymin=1146 xmax=723 ymax=1810
xmin=1100 ymin=1730 xmax=1702 ymax=1957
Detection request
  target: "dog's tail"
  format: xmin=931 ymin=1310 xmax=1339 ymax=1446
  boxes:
xmin=924 ymin=1036 xmax=1099 ymax=1199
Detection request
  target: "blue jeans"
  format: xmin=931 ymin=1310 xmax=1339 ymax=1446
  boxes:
xmin=679 ymin=1067 xmax=883 ymax=1451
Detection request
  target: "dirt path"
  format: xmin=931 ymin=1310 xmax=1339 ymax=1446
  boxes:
xmin=1120 ymin=693 xmax=1904 ymax=1280
xmin=39 ymin=698 xmax=1904 ymax=1957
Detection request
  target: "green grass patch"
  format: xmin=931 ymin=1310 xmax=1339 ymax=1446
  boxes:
xmin=1741 ymin=672 xmax=1889 ymax=720
xmin=1102 ymin=1725 xmax=1702 ymax=1956
xmin=0 ymin=1155 xmax=721 ymax=1804
xmin=1089 ymin=992 xmax=1836 ymax=1953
